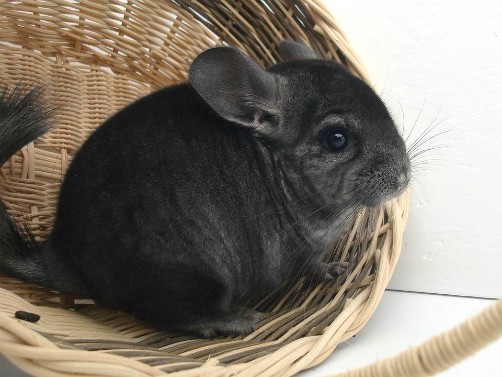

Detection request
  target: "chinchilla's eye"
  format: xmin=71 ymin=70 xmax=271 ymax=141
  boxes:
xmin=324 ymin=129 xmax=349 ymax=152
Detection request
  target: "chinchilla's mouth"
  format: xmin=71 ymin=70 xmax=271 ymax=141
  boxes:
xmin=354 ymin=162 xmax=411 ymax=209
xmin=360 ymin=183 xmax=409 ymax=209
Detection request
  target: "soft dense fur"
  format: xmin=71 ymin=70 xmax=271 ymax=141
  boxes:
xmin=0 ymin=41 xmax=410 ymax=337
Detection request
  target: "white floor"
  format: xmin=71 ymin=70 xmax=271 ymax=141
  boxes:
xmin=1 ymin=291 xmax=501 ymax=376
xmin=301 ymin=290 xmax=502 ymax=376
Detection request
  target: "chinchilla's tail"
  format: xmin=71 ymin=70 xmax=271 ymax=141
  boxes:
xmin=0 ymin=85 xmax=52 ymax=285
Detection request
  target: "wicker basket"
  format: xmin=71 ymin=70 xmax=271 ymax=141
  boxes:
xmin=1 ymin=1 xmax=500 ymax=376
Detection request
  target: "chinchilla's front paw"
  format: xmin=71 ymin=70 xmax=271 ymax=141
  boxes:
xmin=307 ymin=261 xmax=350 ymax=281
xmin=324 ymin=261 xmax=349 ymax=280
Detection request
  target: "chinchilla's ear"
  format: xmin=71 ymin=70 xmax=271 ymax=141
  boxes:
xmin=189 ymin=47 xmax=279 ymax=130
xmin=278 ymin=40 xmax=320 ymax=61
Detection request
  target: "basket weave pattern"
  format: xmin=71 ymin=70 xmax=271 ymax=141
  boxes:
xmin=0 ymin=1 xmax=409 ymax=376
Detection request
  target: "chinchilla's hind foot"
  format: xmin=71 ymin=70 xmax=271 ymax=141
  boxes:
xmin=171 ymin=308 xmax=264 ymax=338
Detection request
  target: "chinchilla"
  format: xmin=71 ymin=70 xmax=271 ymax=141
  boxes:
xmin=0 ymin=41 xmax=410 ymax=337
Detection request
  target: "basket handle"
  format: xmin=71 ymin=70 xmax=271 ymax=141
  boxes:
xmin=331 ymin=298 xmax=502 ymax=377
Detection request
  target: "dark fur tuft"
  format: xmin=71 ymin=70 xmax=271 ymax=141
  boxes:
xmin=0 ymin=201 xmax=47 ymax=284
xmin=0 ymin=85 xmax=52 ymax=164
xmin=0 ymin=84 xmax=51 ymax=285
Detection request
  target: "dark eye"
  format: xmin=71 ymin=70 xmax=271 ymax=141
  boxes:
xmin=325 ymin=129 xmax=349 ymax=152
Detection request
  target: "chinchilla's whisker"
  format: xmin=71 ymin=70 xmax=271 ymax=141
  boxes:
xmin=244 ymin=185 xmax=366 ymax=311
xmin=256 ymin=197 xmax=323 ymax=219
xmin=276 ymin=203 xmax=332 ymax=235
xmin=288 ymin=197 xmax=363 ymax=308
xmin=184 ymin=281 xmax=221 ymax=324
xmin=237 ymin=186 xmax=362 ymax=306
xmin=410 ymin=172 xmax=426 ymax=183
xmin=222 ymin=193 xmax=351 ymax=306
xmin=246 ymin=221 xmax=338 ymax=307
xmin=294 ymin=199 xmax=372 ymax=311
xmin=407 ymin=123 xmax=446 ymax=155
xmin=407 ymin=122 xmax=451 ymax=158
xmin=280 ymin=206 xmax=348 ymax=288
xmin=276 ymin=184 xmax=365 ymax=236
xmin=409 ymin=144 xmax=451 ymax=161
xmin=273 ymin=231 xmax=341 ymax=310
xmin=348 ymin=182 xmax=378 ymax=209
xmin=411 ymin=163 xmax=435 ymax=174
xmin=286 ymin=241 xmax=332 ymax=310
xmin=405 ymin=96 xmax=427 ymax=144
xmin=406 ymin=104 xmax=447 ymax=147
xmin=211 ymin=199 xmax=333 ymax=306
xmin=411 ymin=159 xmax=450 ymax=182
xmin=281 ymin=203 xmax=360 ymax=307
xmin=410 ymin=174 xmax=425 ymax=186
xmin=390 ymin=100 xmax=407 ymax=138
xmin=275 ymin=245 xmax=315 ymax=307
xmin=406 ymin=108 xmax=444 ymax=151
xmin=397 ymin=100 xmax=406 ymax=132
xmin=407 ymin=126 xmax=452 ymax=155
xmin=238 ymin=210 xmax=336 ymax=306
xmin=411 ymin=158 xmax=443 ymax=168
xmin=248 ymin=233 xmax=318 ymax=308
xmin=254 ymin=191 xmax=324 ymax=217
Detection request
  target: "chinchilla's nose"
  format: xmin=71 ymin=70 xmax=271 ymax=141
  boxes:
xmin=397 ymin=159 xmax=411 ymax=189
xmin=397 ymin=172 xmax=407 ymax=185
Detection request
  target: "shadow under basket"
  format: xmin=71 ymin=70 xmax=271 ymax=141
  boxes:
xmin=0 ymin=1 xmax=413 ymax=376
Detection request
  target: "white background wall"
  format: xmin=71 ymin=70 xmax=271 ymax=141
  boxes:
xmin=323 ymin=0 xmax=502 ymax=298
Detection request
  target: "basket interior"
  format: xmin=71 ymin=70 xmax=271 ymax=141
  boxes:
xmin=0 ymin=1 xmax=408 ymax=376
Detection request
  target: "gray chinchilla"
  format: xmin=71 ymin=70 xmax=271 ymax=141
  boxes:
xmin=0 ymin=41 xmax=410 ymax=337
